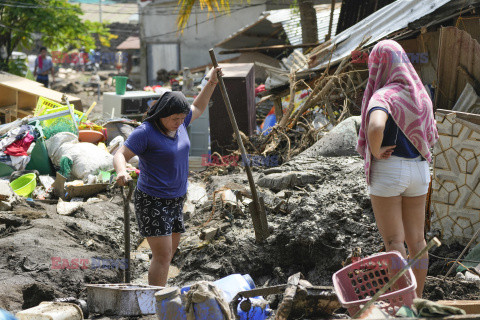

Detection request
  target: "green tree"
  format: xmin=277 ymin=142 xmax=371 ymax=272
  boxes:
xmin=0 ymin=0 xmax=112 ymax=71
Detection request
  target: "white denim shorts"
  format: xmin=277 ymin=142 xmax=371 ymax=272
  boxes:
xmin=369 ymin=156 xmax=430 ymax=197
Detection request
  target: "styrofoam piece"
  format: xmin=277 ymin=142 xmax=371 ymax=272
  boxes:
xmin=86 ymin=283 xmax=164 ymax=316
xmin=16 ymin=301 xmax=83 ymax=320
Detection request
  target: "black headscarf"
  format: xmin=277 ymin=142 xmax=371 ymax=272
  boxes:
xmin=144 ymin=91 xmax=191 ymax=123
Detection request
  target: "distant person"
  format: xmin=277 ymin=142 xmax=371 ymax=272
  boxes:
xmin=356 ymin=40 xmax=438 ymax=298
xmin=33 ymin=47 xmax=54 ymax=87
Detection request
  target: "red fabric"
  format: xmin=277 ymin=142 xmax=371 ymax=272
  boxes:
xmin=255 ymin=84 xmax=266 ymax=95
xmin=5 ymin=133 xmax=34 ymax=156
xmin=38 ymin=55 xmax=43 ymax=70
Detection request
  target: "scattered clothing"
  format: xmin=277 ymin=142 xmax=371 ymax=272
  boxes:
xmin=0 ymin=125 xmax=33 ymax=151
xmin=5 ymin=132 xmax=35 ymax=156
xmin=0 ymin=125 xmax=37 ymax=171
xmin=10 ymin=155 xmax=31 ymax=171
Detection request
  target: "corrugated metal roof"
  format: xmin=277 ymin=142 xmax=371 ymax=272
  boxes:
xmin=311 ymin=0 xmax=452 ymax=70
xmin=266 ymin=3 xmax=341 ymax=46
xmin=215 ymin=3 xmax=341 ymax=49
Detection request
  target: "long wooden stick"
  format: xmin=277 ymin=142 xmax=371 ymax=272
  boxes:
xmin=353 ymin=237 xmax=441 ymax=318
xmin=209 ymin=49 xmax=269 ymax=242
xmin=445 ymin=228 xmax=480 ymax=277
xmin=121 ymin=180 xmax=134 ymax=283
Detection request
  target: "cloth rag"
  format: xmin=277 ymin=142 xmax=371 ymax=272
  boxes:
xmin=184 ymin=281 xmax=232 ymax=320
xmin=414 ymin=299 xmax=466 ymax=317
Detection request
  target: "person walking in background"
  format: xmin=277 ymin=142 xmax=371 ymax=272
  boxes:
xmin=356 ymin=40 xmax=438 ymax=297
xmin=33 ymin=47 xmax=55 ymax=87
xmin=114 ymin=67 xmax=222 ymax=287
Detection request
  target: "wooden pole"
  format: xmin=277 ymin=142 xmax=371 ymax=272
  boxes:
xmin=209 ymin=49 xmax=269 ymax=242
xmin=353 ymin=237 xmax=441 ymax=318
xmin=122 ymin=181 xmax=134 ymax=283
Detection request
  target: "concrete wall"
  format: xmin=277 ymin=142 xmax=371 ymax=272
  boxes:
xmin=431 ymin=110 xmax=480 ymax=245
xmin=139 ymin=0 xmax=292 ymax=85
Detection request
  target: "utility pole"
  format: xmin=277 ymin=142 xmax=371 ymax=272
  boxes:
xmin=99 ymin=0 xmax=103 ymax=23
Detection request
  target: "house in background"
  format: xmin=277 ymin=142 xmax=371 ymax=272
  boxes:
xmin=139 ymin=0 xmax=344 ymax=86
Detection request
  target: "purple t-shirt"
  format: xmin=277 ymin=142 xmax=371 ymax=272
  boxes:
xmin=124 ymin=111 xmax=192 ymax=198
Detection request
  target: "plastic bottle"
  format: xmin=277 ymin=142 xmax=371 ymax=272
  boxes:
xmin=155 ymin=287 xmax=187 ymax=320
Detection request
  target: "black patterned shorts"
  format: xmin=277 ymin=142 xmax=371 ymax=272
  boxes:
xmin=133 ymin=188 xmax=186 ymax=237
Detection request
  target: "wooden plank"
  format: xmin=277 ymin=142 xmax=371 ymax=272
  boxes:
xmin=17 ymin=91 xmax=37 ymax=112
xmin=0 ymin=85 xmax=16 ymax=108
xmin=437 ymin=300 xmax=480 ymax=315
xmin=0 ymin=79 xmax=82 ymax=110
xmin=436 ymin=109 xmax=480 ymax=125
xmin=219 ymin=43 xmax=320 ymax=55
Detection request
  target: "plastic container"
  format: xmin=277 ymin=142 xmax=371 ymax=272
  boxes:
xmin=78 ymin=130 xmax=105 ymax=144
xmin=25 ymin=121 xmax=54 ymax=175
xmin=0 ymin=309 xmax=18 ymax=320
xmin=15 ymin=301 xmax=83 ymax=320
xmin=189 ymin=294 xmax=225 ymax=320
xmin=155 ymin=287 xmax=187 ymax=320
xmin=34 ymin=96 xmax=65 ymax=116
xmin=113 ymin=76 xmax=128 ymax=95
xmin=332 ymin=251 xmax=417 ymax=316
xmin=10 ymin=173 xmax=37 ymax=197
xmin=40 ymin=107 xmax=83 ymax=129
xmin=86 ymin=283 xmax=164 ymax=316
xmin=237 ymin=297 xmax=271 ymax=320
xmin=182 ymin=274 xmax=255 ymax=303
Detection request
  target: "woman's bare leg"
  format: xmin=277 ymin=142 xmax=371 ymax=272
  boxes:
xmin=402 ymin=194 xmax=428 ymax=298
xmin=370 ymin=195 xmax=406 ymax=257
xmin=146 ymin=236 xmax=173 ymax=286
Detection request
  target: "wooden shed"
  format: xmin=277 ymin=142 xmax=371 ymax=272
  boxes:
xmin=0 ymin=72 xmax=82 ymax=123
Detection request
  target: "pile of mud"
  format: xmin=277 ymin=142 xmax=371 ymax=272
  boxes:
xmin=172 ymin=155 xmax=382 ymax=289
xmin=1 ymin=152 xmax=479 ymax=317
xmin=0 ymin=195 xmax=147 ymax=312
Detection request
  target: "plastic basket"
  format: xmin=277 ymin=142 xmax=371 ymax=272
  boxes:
xmin=35 ymin=96 xmax=83 ymax=127
xmin=40 ymin=106 xmax=83 ymax=128
xmin=332 ymin=251 xmax=417 ymax=316
xmin=34 ymin=96 xmax=65 ymax=116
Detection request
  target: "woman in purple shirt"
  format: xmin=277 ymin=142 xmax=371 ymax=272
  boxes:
xmin=114 ymin=67 xmax=221 ymax=286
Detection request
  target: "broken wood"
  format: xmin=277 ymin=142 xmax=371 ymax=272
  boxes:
xmin=273 ymin=97 xmax=283 ymax=123
xmin=276 ymin=272 xmax=302 ymax=320
xmin=436 ymin=301 xmax=480 ymax=315
xmin=200 ymin=222 xmax=230 ymax=241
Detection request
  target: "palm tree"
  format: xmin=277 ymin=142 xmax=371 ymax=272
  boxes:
xmin=176 ymin=0 xmax=236 ymax=32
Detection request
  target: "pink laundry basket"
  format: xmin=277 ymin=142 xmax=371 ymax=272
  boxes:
xmin=332 ymin=251 xmax=417 ymax=316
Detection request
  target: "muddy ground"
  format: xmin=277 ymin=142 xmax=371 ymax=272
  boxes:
xmin=0 ymin=149 xmax=479 ymax=318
